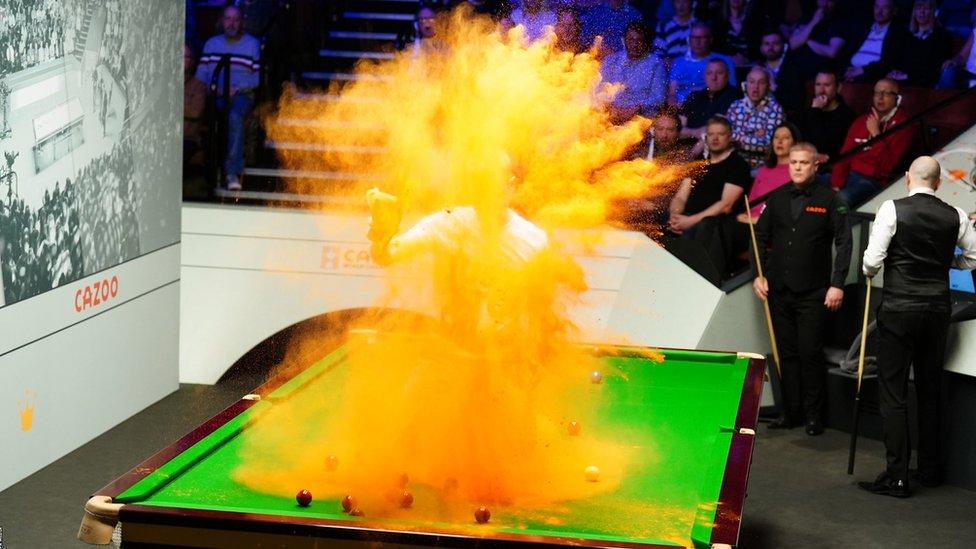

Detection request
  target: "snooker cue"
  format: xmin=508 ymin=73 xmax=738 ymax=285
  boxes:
xmin=743 ymin=194 xmax=781 ymax=377
xmin=847 ymin=279 xmax=873 ymax=475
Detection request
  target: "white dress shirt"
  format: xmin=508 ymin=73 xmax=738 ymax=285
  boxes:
xmin=862 ymin=187 xmax=976 ymax=277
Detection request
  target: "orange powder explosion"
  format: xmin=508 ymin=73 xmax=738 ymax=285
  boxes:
xmin=235 ymin=6 xmax=681 ymax=522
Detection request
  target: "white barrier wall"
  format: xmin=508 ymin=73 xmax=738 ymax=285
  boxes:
xmin=0 ymin=0 xmax=183 ymax=491
xmin=180 ymin=203 xmax=748 ymax=384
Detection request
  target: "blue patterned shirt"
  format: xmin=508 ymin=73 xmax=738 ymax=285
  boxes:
xmin=725 ymin=95 xmax=785 ymax=168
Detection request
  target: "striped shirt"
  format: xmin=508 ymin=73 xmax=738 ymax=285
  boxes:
xmin=653 ymin=17 xmax=695 ymax=61
xmin=195 ymin=34 xmax=261 ymax=93
xmin=849 ymin=23 xmax=889 ymax=68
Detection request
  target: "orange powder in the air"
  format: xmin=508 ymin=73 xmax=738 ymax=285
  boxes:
xmin=235 ymin=6 xmax=681 ymax=520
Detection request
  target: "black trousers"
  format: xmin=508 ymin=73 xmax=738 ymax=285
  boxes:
xmin=875 ymin=308 xmax=949 ymax=482
xmin=768 ymin=286 xmax=828 ymax=422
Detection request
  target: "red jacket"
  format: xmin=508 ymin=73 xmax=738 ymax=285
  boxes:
xmin=830 ymin=109 xmax=913 ymax=190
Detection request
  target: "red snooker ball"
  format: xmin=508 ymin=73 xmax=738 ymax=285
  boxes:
xmin=474 ymin=506 xmax=491 ymax=524
xmin=399 ymin=490 xmax=414 ymax=509
xmin=567 ymin=420 xmax=581 ymax=435
xmin=349 ymin=507 xmax=365 ymax=517
xmin=341 ymin=495 xmax=357 ymax=513
xmin=296 ymin=489 xmax=312 ymax=507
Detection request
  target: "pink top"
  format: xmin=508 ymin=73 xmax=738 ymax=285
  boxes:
xmin=748 ymin=163 xmax=791 ymax=218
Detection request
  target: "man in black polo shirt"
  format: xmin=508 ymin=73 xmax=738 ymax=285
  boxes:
xmin=753 ymin=142 xmax=852 ymax=435
xmin=668 ymin=116 xmax=752 ymax=277
xmin=794 ymin=70 xmax=856 ymax=164
xmin=858 ymin=156 xmax=976 ymax=497
xmin=679 ymin=59 xmax=741 ymax=145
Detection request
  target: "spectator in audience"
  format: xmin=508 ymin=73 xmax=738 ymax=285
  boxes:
xmin=617 ymin=108 xmax=690 ymax=231
xmin=581 ymin=0 xmax=643 ymax=54
xmin=753 ymin=142 xmax=852 ymax=436
xmin=886 ymin=0 xmax=953 ymax=88
xmin=667 ymin=23 xmax=737 ymax=106
xmin=757 ymin=28 xmax=802 ymax=114
xmin=738 ymin=121 xmax=801 ymax=223
xmin=842 ymin=0 xmax=906 ymax=83
xmin=195 ymin=5 xmax=260 ymax=191
xmin=553 ymin=7 xmax=586 ymax=53
xmin=629 ymin=106 xmax=693 ymax=162
xmin=794 ymin=70 xmax=855 ymax=166
xmin=668 ymin=116 xmax=752 ymax=276
xmin=183 ymin=45 xmax=207 ymax=170
xmin=831 ymin=77 xmax=912 ymax=207
xmin=788 ymin=0 xmax=850 ymax=85
xmin=653 ymin=0 xmax=696 ymax=64
xmin=711 ymin=0 xmax=762 ymax=66
xmin=679 ymin=58 xmax=741 ymax=157
xmin=510 ymin=0 xmax=557 ymax=42
xmin=938 ymin=5 xmax=976 ymax=89
xmin=681 ymin=58 xmax=741 ymax=133
xmin=602 ymin=22 xmax=667 ymax=123
xmin=397 ymin=6 xmax=444 ymax=54
xmin=726 ymin=66 xmax=784 ymax=169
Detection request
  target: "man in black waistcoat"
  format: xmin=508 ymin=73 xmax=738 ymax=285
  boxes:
xmin=753 ymin=142 xmax=852 ymax=436
xmin=858 ymin=156 xmax=976 ymax=497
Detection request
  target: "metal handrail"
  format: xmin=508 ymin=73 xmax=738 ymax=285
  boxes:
xmin=207 ymin=54 xmax=232 ymax=189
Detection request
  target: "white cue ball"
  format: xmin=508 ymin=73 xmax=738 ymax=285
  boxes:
xmin=585 ymin=465 xmax=600 ymax=482
xmin=590 ymin=371 xmax=603 ymax=384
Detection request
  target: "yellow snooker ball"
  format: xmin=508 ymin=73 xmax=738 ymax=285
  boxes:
xmin=585 ymin=465 xmax=600 ymax=482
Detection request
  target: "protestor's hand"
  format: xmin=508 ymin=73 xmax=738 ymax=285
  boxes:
xmin=824 ymin=286 xmax=844 ymax=311
xmin=366 ymin=187 xmax=401 ymax=245
xmin=811 ymin=94 xmax=829 ymax=109
xmin=753 ymin=276 xmax=769 ymax=301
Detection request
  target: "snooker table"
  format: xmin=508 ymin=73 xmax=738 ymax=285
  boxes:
xmin=79 ymin=341 xmax=764 ymax=548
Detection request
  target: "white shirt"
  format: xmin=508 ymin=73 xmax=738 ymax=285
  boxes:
xmin=388 ymin=207 xmax=548 ymax=264
xmin=862 ymin=187 xmax=976 ymax=277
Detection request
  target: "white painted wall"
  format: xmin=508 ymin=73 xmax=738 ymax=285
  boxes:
xmin=0 ymin=247 xmax=181 ymax=491
xmin=180 ymin=204 xmax=732 ymax=384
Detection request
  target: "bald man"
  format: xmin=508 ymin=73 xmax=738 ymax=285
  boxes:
xmin=860 ymin=156 xmax=976 ymax=497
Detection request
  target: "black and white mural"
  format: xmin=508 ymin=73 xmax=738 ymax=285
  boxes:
xmin=0 ymin=0 xmax=182 ymax=306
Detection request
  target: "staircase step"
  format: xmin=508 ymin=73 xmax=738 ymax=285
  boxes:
xmin=344 ymin=11 xmax=415 ymax=21
xmin=301 ymin=71 xmax=392 ymax=82
xmin=329 ymin=30 xmax=399 ymax=41
xmin=271 ymin=117 xmax=385 ymax=130
xmin=243 ymin=167 xmax=381 ymax=182
xmin=290 ymin=91 xmax=383 ymax=104
xmin=214 ymin=188 xmax=367 ymax=204
xmin=264 ymin=140 xmax=387 ymax=154
xmin=319 ymin=49 xmax=395 ymax=60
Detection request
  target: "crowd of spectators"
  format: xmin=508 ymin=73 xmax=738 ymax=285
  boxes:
xmin=443 ymin=0 xmax=976 ymax=280
xmin=0 ymin=144 xmax=141 ymax=305
xmin=0 ymin=0 xmax=67 ymax=75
